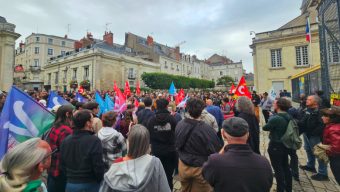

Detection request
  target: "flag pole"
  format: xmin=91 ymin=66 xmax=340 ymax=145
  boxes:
xmin=308 ymin=17 xmax=313 ymax=68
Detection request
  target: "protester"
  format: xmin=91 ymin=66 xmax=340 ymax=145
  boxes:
xmin=0 ymin=93 xmax=5 ymax=115
xmin=235 ymin=96 xmax=260 ymax=154
xmin=46 ymin=105 xmax=74 ymax=192
xmin=251 ymin=91 xmax=261 ymax=122
xmin=118 ymin=110 xmax=133 ymax=139
xmin=287 ymin=103 xmax=300 ymax=181
xmin=83 ymin=102 xmax=103 ymax=134
xmin=168 ymin=101 xmax=182 ymax=123
xmin=60 ymin=109 xmax=105 ymax=192
xmin=221 ymin=97 xmax=232 ymax=115
xmin=203 ymin=117 xmax=273 ymax=192
xmin=205 ymin=99 xmax=224 ymax=129
xmin=263 ymin=97 xmax=292 ymax=192
xmin=100 ymin=124 xmax=171 ymax=192
xmin=175 ymin=98 xmax=222 ymax=192
xmin=147 ymin=98 xmax=177 ymax=190
xmin=137 ymin=97 xmax=154 ymax=127
xmin=320 ymin=106 xmax=340 ymax=184
xmin=98 ymin=111 xmax=126 ymax=170
xmin=198 ymin=109 xmax=219 ymax=132
xmin=298 ymin=95 xmax=328 ymax=181
xmin=0 ymin=138 xmax=52 ymax=192
xmin=260 ymin=92 xmax=273 ymax=123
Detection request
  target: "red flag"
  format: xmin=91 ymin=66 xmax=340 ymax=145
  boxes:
xmin=234 ymin=76 xmax=251 ymax=98
xmin=78 ymin=86 xmax=84 ymax=94
xmin=175 ymin=89 xmax=185 ymax=105
xmin=134 ymin=98 xmax=139 ymax=108
xmin=136 ymin=81 xmax=141 ymax=96
xmin=113 ymin=81 xmax=119 ymax=92
xmin=124 ymin=81 xmax=131 ymax=97
xmin=114 ymin=85 xmax=127 ymax=112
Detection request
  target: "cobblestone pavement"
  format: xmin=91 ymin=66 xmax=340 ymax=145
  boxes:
xmin=173 ymin=131 xmax=340 ymax=192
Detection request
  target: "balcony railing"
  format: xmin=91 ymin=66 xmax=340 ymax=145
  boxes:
xmin=72 ymin=76 xmax=77 ymax=81
xmin=128 ymin=74 xmax=136 ymax=80
xmin=83 ymin=75 xmax=89 ymax=80
xmin=29 ymin=66 xmax=41 ymax=72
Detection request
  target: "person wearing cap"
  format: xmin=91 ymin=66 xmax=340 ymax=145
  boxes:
xmin=263 ymin=97 xmax=292 ymax=192
xmin=320 ymin=106 xmax=340 ymax=184
xmin=202 ymin=117 xmax=273 ymax=192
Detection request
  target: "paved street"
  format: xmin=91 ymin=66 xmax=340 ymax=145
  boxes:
xmin=173 ymin=130 xmax=340 ymax=192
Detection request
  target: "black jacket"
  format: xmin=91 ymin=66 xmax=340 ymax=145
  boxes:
xmin=147 ymin=109 xmax=177 ymax=156
xmin=137 ymin=108 xmax=155 ymax=127
xmin=175 ymin=118 xmax=222 ymax=167
xmin=60 ymin=130 xmax=105 ymax=183
xmin=237 ymin=112 xmax=260 ymax=154
xmin=202 ymin=144 xmax=273 ymax=192
xmin=298 ymin=108 xmax=324 ymax=138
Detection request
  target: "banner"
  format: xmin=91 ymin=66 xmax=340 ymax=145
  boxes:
xmin=47 ymin=91 xmax=71 ymax=110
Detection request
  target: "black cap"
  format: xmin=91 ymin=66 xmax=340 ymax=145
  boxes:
xmin=222 ymin=117 xmax=249 ymax=137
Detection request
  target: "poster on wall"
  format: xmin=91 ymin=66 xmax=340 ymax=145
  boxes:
xmin=299 ymin=77 xmax=305 ymax=95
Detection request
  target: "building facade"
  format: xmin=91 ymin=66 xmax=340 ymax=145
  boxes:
xmin=0 ymin=16 xmax=20 ymax=91
xmin=250 ymin=1 xmax=320 ymax=95
xmin=15 ymin=33 xmax=75 ymax=90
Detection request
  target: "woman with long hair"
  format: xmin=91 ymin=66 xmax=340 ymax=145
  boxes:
xmin=46 ymin=105 xmax=74 ymax=192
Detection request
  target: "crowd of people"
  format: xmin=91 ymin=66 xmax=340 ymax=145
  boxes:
xmin=0 ymin=88 xmax=339 ymax=192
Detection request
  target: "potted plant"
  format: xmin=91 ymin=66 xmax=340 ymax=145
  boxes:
xmin=80 ymin=79 xmax=91 ymax=90
xmin=69 ymin=80 xmax=78 ymax=89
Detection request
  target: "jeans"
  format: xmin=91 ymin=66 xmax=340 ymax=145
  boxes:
xmin=268 ymin=142 xmax=292 ymax=192
xmin=66 ymin=182 xmax=100 ymax=192
xmin=47 ymin=174 xmax=67 ymax=192
xmin=329 ymin=156 xmax=340 ymax=185
xmin=287 ymin=149 xmax=299 ymax=179
xmin=156 ymin=152 xmax=177 ymax=190
xmin=303 ymin=134 xmax=328 ymax=176
xmin=262 ymin=110 xmax=270 ymax=123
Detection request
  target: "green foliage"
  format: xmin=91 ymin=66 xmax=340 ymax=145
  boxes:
xmin=141 ymin=72 xmax=215 ymax=89
xmin=216 ymin=75 xmax=234 ymax=87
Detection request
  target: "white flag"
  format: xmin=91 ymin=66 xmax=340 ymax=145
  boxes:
xmin=269 ymin=87 xmax=277 ymax=100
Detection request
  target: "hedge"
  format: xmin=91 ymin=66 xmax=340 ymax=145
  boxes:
xmin=141 ymin=72 xmax=215 ymax=89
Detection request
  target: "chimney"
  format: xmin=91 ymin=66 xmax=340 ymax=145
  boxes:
xmin=147 ymin=35 xmax=154 ymax=46
xmin=87 ymin=32 xmax=93 ymax=40
xmin=19 ymin=41 xmax=25 ymax=52
xmin=74 ymin=41 xmax=83 ymax=50
xmin=64 ymin=34 xmax=68 ymax=39
xmin=175 ymin=46 xmax=180 ymax=61
xmin=103 ymin=31 xmax=114 ymax=46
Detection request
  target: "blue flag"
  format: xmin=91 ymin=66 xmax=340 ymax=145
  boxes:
xmin=104 ymin=93 xmax=114 ymax=113
xmin=75 ymin=92 xmax=88 ymax=103
xmin=95 ymin=92 xmax=105 ymax=116
xmin=47 ymin=91 xmax=70 ymax=110
xmin=169 ymin=81 xmax=176 ymax=95
xmin=0 ymin=86 xmax=55 ymax=159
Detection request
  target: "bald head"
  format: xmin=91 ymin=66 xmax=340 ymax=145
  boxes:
xmin=206 ymin=99 xmax=213 ymax=106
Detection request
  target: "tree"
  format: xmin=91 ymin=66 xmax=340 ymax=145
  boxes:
xmin=216 ymin=75 xmax=234 ymax=87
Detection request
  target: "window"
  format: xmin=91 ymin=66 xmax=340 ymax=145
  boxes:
xmin=72 ymin=68 xmax=77 ymax=79
xmin=36 ymin=37 xmax=40 ymax=42
xmin=329 ymin=42 xmax=340 ymax=63
xmin=128 ymin=68 xmax=134 ymax=78
xmin=48 ymin=38 xmax=53 ymax=45
xmin=296 ymin=46 xmax=309 ymax=66
xmin=55 ymin=72 xmax=59 ymax=84
xmin=33 ymin=59 xmax=39 ymax=67
xmin=48 ymin=48 xmax=53 ymax=55
xmin=164 ymin=61 xmax=168 ymax=68
xmin=271 ymin=49 xmax=282 ymax=68
xmin=61 ymin=51 xmax=65 ymax=55
xmin=48 ymin=73 xmax=51 ymax=84
xmin=61 ymin=41 xmax=66 ymax=47
xmin=63 ymin=70 xmax=67 ymax=79
xmin=220 ymin=71 xmax=223 ymax=76
xmin=84 ymin=66 xmax=89 ymax=79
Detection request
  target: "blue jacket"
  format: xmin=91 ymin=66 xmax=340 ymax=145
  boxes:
xmin=206 ymin=105 xmax=224 ymax=128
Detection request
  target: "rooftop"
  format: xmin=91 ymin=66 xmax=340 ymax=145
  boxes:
xmin=0 ymin=16 xmax=7 ymax=23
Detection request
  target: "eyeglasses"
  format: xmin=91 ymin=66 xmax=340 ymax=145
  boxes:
xmin=41 ymin=148 xmax=58 ymax=162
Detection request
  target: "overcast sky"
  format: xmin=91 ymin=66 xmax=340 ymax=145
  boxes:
xmin=1 ymin=0 xmax=302 ymax=72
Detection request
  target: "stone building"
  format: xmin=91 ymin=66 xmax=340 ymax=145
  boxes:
xmin=0 ymin=16 xmax=20 ymax=91
xmin=15 ymin=33 xmax=75 ymax=90
xmin=250 ymin=1 xmax=320 ymax=95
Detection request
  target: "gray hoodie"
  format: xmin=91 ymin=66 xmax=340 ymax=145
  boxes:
xmin=99 ymin=154 xmax=171 ymax=192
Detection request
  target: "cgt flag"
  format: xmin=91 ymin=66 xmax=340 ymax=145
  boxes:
xmin=136 ymin=81 xmax=141 ymax=96
xmin=47 ymin=91 xmax=71 ymax=110
xmin=124 ymin=81 xmax=131 ymax=97
xmin=234 ymin=76 xmax=251 ymax=99
xmin=0 ymin=86 xmax=55 ymax=159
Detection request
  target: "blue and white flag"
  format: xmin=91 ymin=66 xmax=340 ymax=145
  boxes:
xmin=0 ymin=86 xmax=55 ymax=159
xmin=95 ymin=91 xmax=106 ymax=116
xmin=168 ymin=81 xmax=176 ymax=95
xmin=104 ymin=93 xmax=114 ymax=113
xmin=47 ymin=91 xmax=70 ymax=110
xmin=269 ymin=87 xmax=277 ymax=100
xmin=75 ymin=92 xmax=87 ymax=103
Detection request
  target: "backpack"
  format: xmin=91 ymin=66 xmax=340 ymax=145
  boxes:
xmin=281 ymin=117 xmax=302 ymax=150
